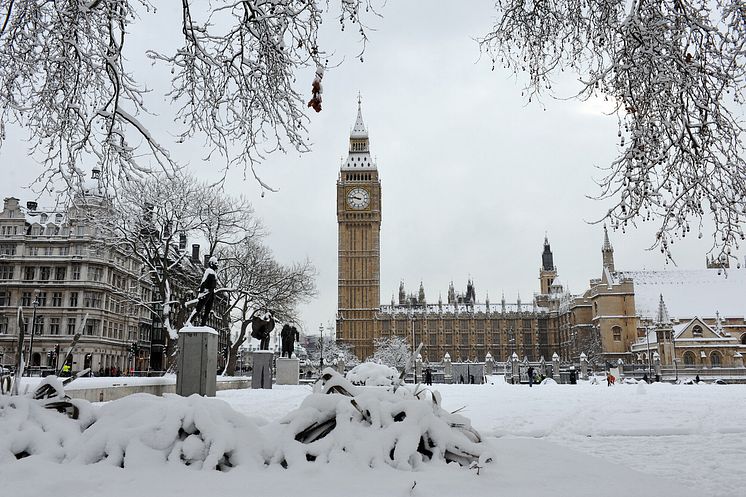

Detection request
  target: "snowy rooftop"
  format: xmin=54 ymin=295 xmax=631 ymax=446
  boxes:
xmin=618 ymin=269 xmax=746 ymax=320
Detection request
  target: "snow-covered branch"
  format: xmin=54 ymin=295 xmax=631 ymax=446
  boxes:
xmin=480 ymin=0 xmax=745 ymax=261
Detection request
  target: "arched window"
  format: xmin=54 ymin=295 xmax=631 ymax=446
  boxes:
xmin=710 ymin=351 xmax=722 ymax=367
xmin=612 ymin=326 xmax=622 ymax=342
xmin=740 ymin=333 xmax=746 ymax=345
xmin=683 ymin=351 xmax=696 ymax=365
xmin=594 ymin=302 xmax=598 ymax=315
xmin=693 ymin=325 xmax=703 ymax=337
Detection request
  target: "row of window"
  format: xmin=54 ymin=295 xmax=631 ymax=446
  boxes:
xmin=381 ymin=330 xmax=535 ymax=346
xmin=383 ymin=319 xmax=538 ymax=332
xmin=0 ymin=263 xmax=135 ymax=285
xmin=0 ymin=315 xmax=150 ymax=342
xmin=0 ymin=243 xmax=137 ymax=269
xmin=0 ymin=290 xmax=104 ymax=309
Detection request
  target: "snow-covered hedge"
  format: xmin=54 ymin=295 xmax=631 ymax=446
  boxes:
xmin=0 ymin=370 xmax=492 ymax=472
xmin=345 ymin=362 xmax=399 ymax=386
xmin=0 ymin=392 xmax=268 ymax=470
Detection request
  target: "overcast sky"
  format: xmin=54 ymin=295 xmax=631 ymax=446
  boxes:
xmin=3 ymin=1 xmax=731 ymax=338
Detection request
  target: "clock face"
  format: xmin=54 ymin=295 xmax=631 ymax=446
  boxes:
xmin=347 ymin=187 xmax=370 ymax=209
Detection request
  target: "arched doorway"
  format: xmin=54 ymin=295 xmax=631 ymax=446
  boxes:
xmin=31 ymin=352 xmax=41 ymax=367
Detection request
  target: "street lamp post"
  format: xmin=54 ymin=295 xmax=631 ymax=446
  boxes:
xmin=645 ymin=325 xmax=653 ymax=379
xmin=318 ymin=323 xmax=324 ymax=371
xmin=671 ymin=329 xmax=678 ymax=381
xmin=409 ymin=311 xmax=417 ymax=384
xmin=26 ymin=291 xmax=40 ymax=376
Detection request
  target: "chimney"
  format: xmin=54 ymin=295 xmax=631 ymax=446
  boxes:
xmin=191 ymin=244 xmax=200 ymax=262
xmin=26 ymin=201 xmax=38 ymax=211
xmin=3 ymin=197 xmax=20 ymax=212
xmin=179 ymin=233 xmax=187 ymax=251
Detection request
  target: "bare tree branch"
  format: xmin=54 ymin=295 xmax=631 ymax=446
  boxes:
xmin=480 ymin=0 xmax=746 ymax=262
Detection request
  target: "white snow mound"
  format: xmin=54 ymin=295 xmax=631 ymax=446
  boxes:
xmin=345 ymin=362 xmax=399 ymax=386
xmin=0 ymin=369 xmax=491 ymax=472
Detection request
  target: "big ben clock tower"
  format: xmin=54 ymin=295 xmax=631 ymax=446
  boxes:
xmin=337 ymin=98 xmax=381 ymax=360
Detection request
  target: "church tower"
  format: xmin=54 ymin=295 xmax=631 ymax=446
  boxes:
xmin=539 ymin=235 xmax=557 ymax=295
xmin=336 ymin=98 xmax=382 ymax=360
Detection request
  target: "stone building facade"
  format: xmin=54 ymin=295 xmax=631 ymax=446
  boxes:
xmin=0 ymin=181 xmax=230 ymax=374
xmin=335 ymin=103 xmax=562 ymax=362
xmin=335 ymin=103 xmax=746 ymax=368
xmin=335 ymin=100 xmax=383 ymax=361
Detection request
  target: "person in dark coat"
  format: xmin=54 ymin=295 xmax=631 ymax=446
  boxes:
xmin=424 ymin=367 xmax=433 ymax=386
xmin=527 ymin=366 xmax=535 ymax=387
xmin=194 ymin=257 xmax=218 ymax=326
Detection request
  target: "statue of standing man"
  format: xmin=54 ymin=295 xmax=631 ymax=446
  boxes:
xmin=194 ymin=256 xmax=218 ymax=326
xmin=280 ymin=324 xmax=300 ymax=358
xmin=250 ymin=309 xmax=275 ymax=350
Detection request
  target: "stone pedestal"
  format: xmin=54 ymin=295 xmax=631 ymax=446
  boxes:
xmin=580 ymin=352 xmax=588 ymax=380
xmin=415 ymin=355 xmax=423 ymax=382
xmin=252 ymin=351 xmax=273 ymax=389
xmin=276 ymin=357 xmax=299 ymax=385
xmin=176 ymin=326 xmax=218 ymax=397
xmin=484 ymin=353 xmax=494 ymax=376
xmin=336 ymin=357 xmax=346 ymax=375
xmin=443 ymin=353 xmax=452 ymax=384
xmin=511 ymin=353 xmax=520 ymax=384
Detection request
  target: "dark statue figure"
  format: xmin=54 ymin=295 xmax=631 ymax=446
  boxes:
xmin=280 ymin=324 xmax=300 ymax=358
xmin=250 ymin=310 xmax=275 ymax=350
xmin=194 ymin=256 xmax=218 ymax=326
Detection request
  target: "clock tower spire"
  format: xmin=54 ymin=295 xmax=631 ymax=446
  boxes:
xmin=337 ymin=96 xmax=382 ymax=360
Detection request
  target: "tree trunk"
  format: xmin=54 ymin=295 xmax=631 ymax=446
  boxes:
xmin=224 ymin=321 xmax=250 ymax=376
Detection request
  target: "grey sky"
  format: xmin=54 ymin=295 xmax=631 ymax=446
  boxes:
xmin=2 ymin=1 xmax=727 ymax=340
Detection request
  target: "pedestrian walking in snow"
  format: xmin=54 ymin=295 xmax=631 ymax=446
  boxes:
xmin=527 ymin=366 xmax=535 ymax=387
xmin=606 ymin=372 xmax=615 ymax=386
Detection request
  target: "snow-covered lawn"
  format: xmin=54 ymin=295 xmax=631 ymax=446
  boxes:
xmin=2 ymin=380 xmax=743 ymax=497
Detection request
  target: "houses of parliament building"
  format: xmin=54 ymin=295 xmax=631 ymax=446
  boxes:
xmin=336 ymin=102 xmax=746 ymax=367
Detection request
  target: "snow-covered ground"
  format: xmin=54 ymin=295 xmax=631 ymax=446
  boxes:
xmin=2 ymin=380 xmax=743 ymax=497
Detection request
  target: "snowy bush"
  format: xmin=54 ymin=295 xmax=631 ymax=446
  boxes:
xmin=272 ymin=369 xmax=492 ymax=470
xmin=0 ymin=393 xmax=268 ymax=470
xmin=1 ymin=370 xmax=492 ymax=472
xmin=346 ymin=362 xmax=399 ymax=386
